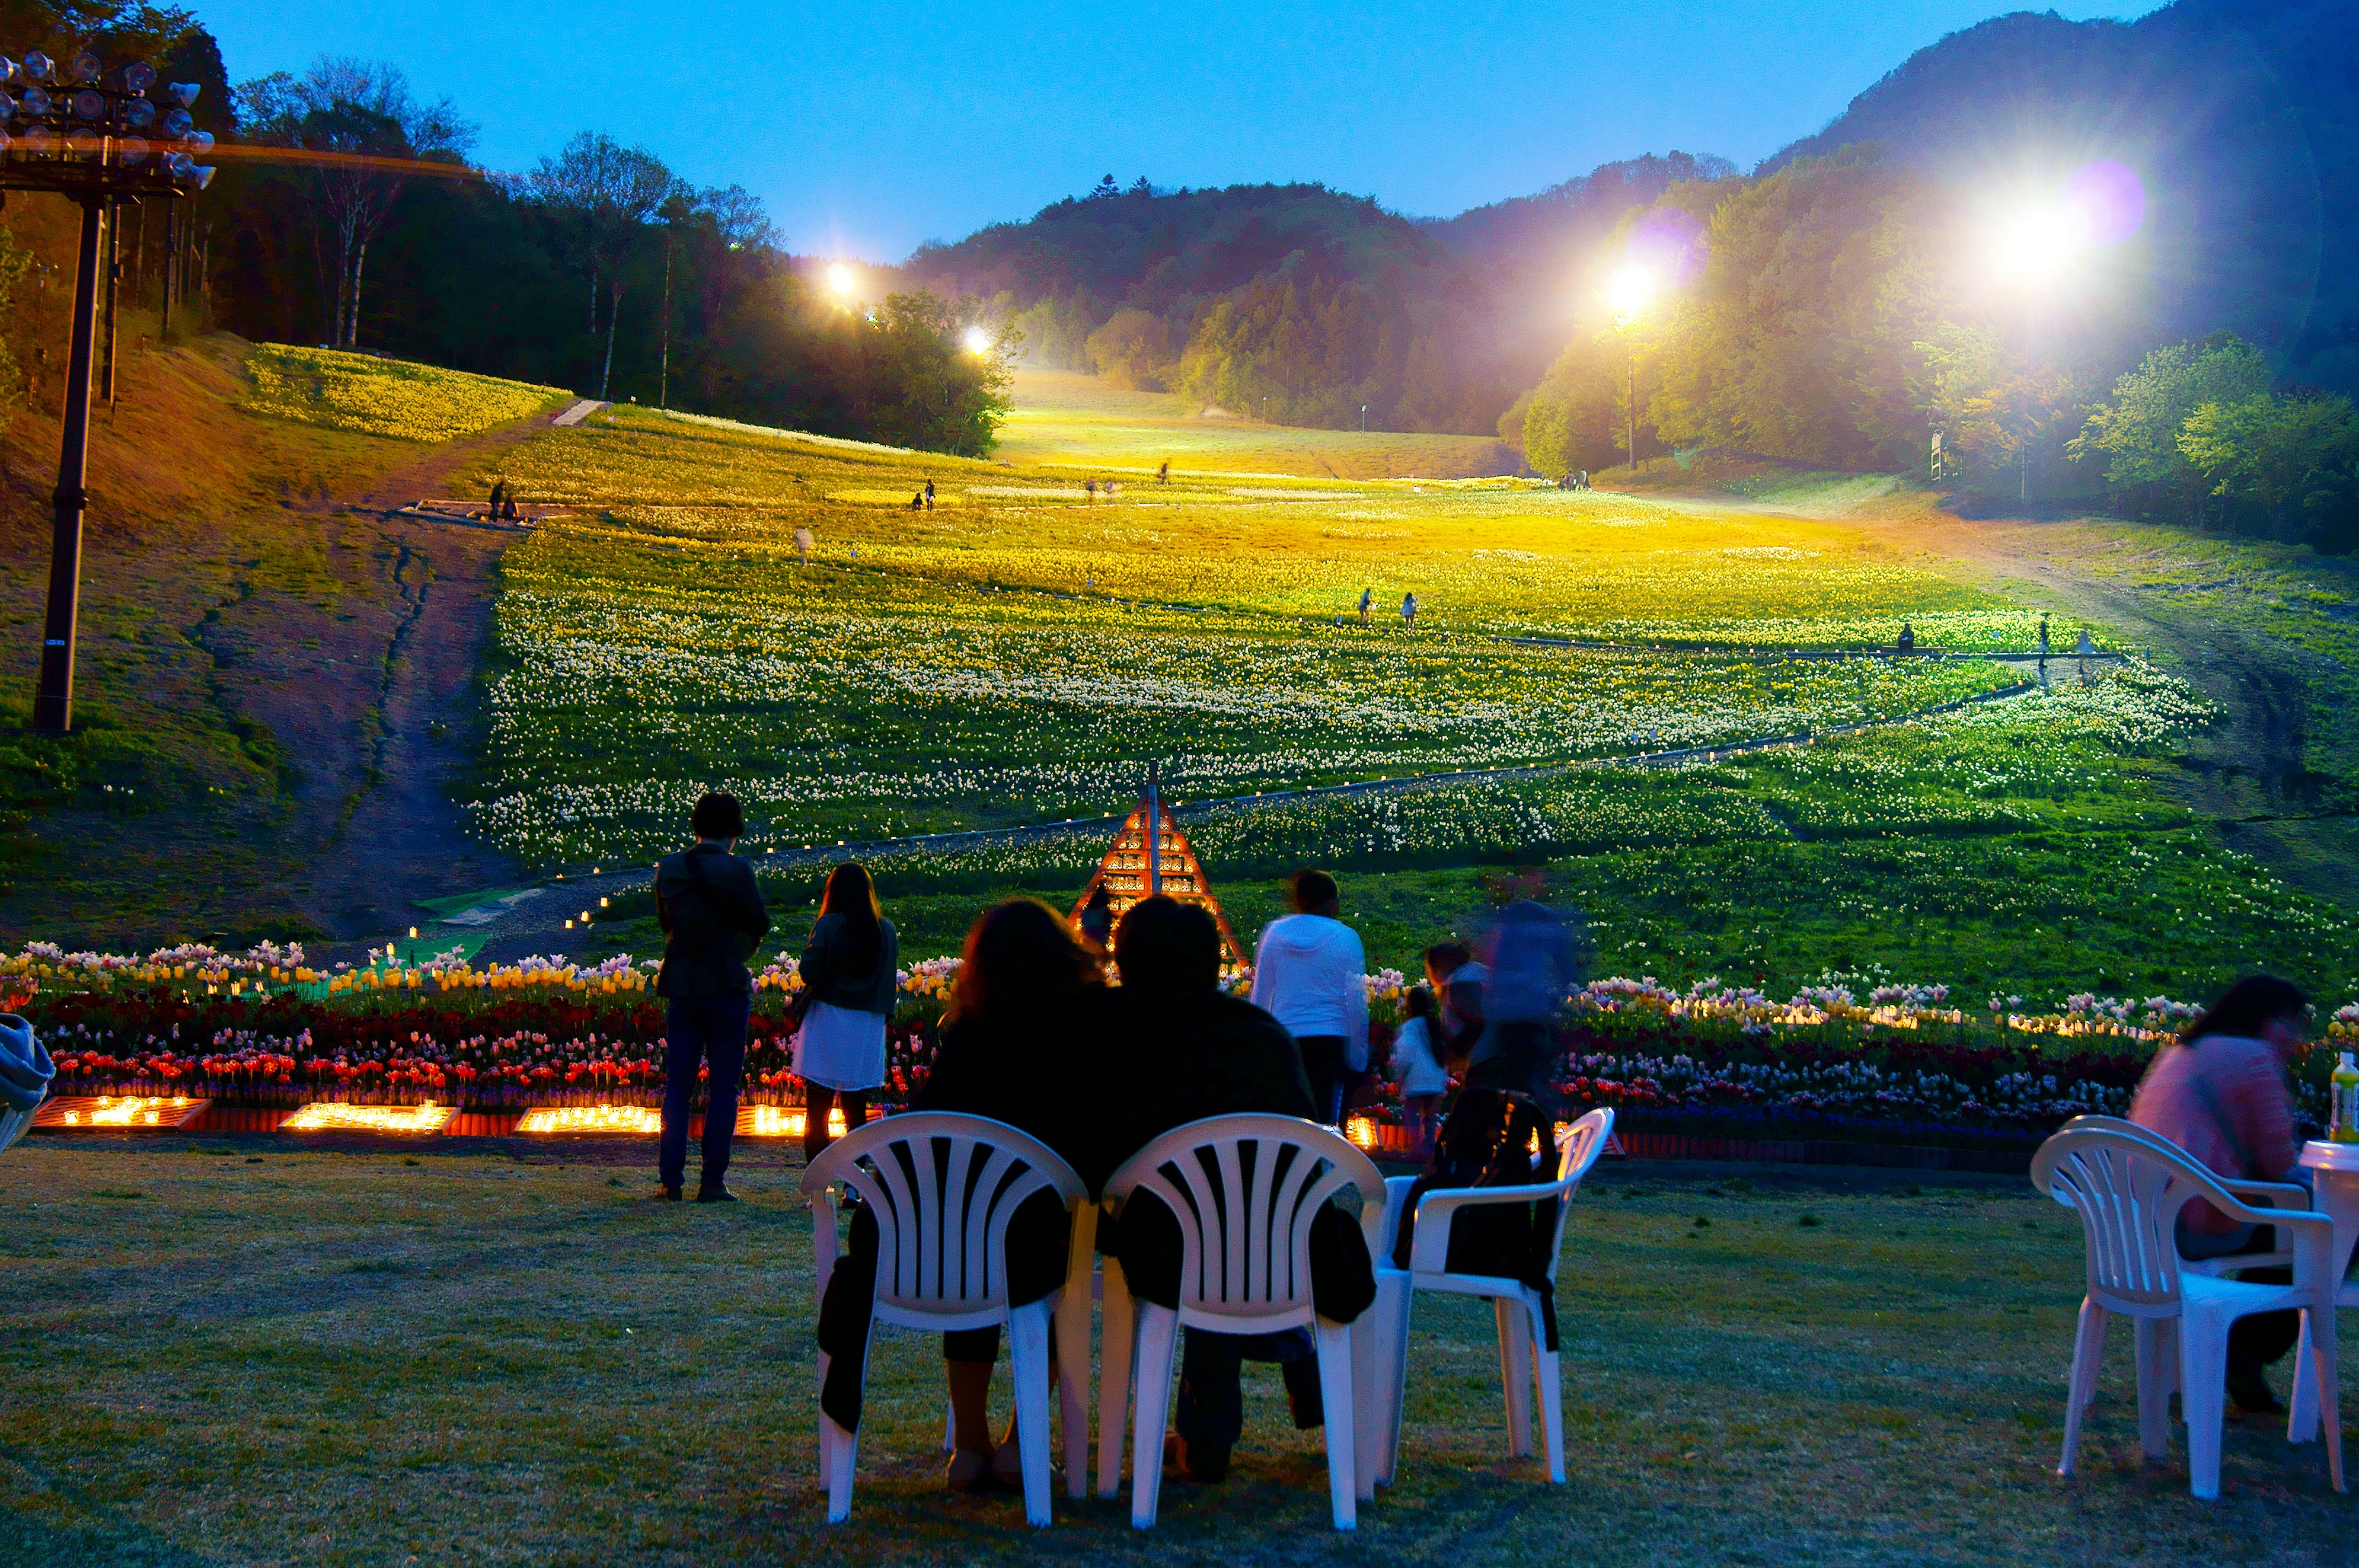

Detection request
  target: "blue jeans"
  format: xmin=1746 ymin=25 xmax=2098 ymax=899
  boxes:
xmin=660 ymin=992 xmax=751 ymax=1192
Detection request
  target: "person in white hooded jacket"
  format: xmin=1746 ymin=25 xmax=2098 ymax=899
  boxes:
xmin=1250 ymin=870 xmax=1369 ymax=1124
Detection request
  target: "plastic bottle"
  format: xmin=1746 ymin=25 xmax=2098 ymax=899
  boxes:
xmin=2334 ymin=1051 xmax=2359 ymax=1145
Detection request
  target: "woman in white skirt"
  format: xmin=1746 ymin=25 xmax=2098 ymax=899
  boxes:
xmin=792 ymin=862 xmax=899 ymax=1161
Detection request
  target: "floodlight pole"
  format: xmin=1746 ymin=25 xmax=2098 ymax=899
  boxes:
xmin=1145 ymin=759 xmax=1161 ymax=897
xmin=1626 ymin=338 xmax=1637 ymax=473
xmin=34 ymin=196 xmax=104 ymax=734
xmin=100 ymin=197 xmax=118 ymax=404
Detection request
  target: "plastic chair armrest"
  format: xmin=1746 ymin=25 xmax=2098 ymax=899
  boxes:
xmin=2220 ymin=1179 xmax=2311 ymax=1209
xmin=2276 ymin=1208 xmax=2336 ymax=1291
xmin=1378 ymin=1176 xmax=1417 ymax=1260
xmin=1407 ymin=1183 xmax=1562 ymax=1277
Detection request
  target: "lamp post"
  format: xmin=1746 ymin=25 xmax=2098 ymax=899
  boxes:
xmin=1605 ymin=264 xmax=1654 ymax=474
xmin=13 ymin=46 xmax=218 ymax=736
xmin=1991 ymin=199 xmax=2088 ymax=507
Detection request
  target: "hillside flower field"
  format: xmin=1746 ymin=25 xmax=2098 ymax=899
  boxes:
xmin=242 ymin=343 xmax=571 ymax=443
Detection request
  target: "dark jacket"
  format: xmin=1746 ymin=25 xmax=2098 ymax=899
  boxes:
xmin=1083 ymin=985 xmax=1374 ymax=1323
xmin=653 ymin=843 xmax=771 ymax=998
xmin=799 ymin=912 xmax=899 ymax=1014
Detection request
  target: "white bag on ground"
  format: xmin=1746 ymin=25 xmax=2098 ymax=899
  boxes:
xmin=0 ymin=1012 xmax=53 ymax=1154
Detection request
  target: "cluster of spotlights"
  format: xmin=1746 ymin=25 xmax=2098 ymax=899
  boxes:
xmin=0 ymin=47 xmax=217 ymax=190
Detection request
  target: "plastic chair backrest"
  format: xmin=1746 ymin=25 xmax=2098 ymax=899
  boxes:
xmin=1103 ymin=1113 xmax=1386 ymax=1323
xmin=802 ymin=1111 xmax=1088 ymax=1329
xmin=2029 ymin=1125 xmax=2274 ymax=1312
xmin=1538 ymin=1108 xmax=1616 ymax=1283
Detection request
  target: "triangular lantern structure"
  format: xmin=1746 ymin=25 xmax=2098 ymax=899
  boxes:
xmin=1071 ymin=782 xmax=1243 ymax=965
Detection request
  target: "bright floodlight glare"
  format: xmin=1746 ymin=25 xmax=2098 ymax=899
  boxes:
xmin=1605 ymin=263 xmax=1655 ymax=321
xmin=1993 ymin=200 xmax=2092 ymax=288
xmin=963 ymin=324 xmax=989 ymax=355
xmin=826 ymin=262 xmax=855 ymax=295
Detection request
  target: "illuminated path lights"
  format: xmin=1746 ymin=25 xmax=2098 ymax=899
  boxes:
xmin=36 ymin=1094 xmax=205 ymax=1129
xmin=282 ymin=1101 xmax=456 ymax=1134
xmin=516 ymin=1104 xmax=856 ymax=1138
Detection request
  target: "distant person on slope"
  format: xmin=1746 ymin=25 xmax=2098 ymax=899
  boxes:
xmin=924 ymin=479 xmax=936 ymax=507
xmin=1250 ymin=870 xmax=1370 ymax=1125
xmin=1896 ymin=622 xmax=1914 ymax=653
xmin=1401 ymin=591 xmax=1418 ymax=629
xmin=793 ymin=863 xmax=901 ymax=1163
xmin=1358 ymin=586 xmax=1372 ymax=627
xmin=1157 ymin=461 xmax=1170 ymax=484
xmin=653 ymin=791 xmax=772 ymax=1203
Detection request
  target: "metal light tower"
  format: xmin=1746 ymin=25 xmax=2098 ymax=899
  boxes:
xmin=1605 ymin=264 xmax=1654 ymax=475
xmin=8 ymin=47 xmax=218 ymax=734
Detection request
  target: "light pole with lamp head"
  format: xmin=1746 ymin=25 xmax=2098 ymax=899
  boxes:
xmin=1605 ymin=264 xmax=1655 ymax=474
xmin=9 ymin=46 xmax=219 ymax=735
xmin=1991 ymin=199 xmax=2089 ymax=504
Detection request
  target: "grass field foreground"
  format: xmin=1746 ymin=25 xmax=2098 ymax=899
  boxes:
xmin=2 ymin=1141 xmax=2350 ymax=1567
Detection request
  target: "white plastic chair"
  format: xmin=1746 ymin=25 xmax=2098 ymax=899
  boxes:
xmin=2050 ymin=1116 xmax=2309 ymax=1274
xmin=803 ymin=1112 xmax=1096 ymax=1525
xmin=1097 ymin=1113 xmax=1387 ymax=1529
xmin=2031 ymin=1123 xmax=2344 ymax=1499
xmin=1370 ymin=1107 xmax=1613 ymax=1486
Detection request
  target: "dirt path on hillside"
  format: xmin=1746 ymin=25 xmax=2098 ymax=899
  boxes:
xmin=214 ymin=417 xmax=557 ymax=942
xmin=1864 ymin=511 xmax=2359 ymax=910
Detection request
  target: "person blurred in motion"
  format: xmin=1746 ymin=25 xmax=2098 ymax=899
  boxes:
xmin=815 ymin=898 xmax=1107 ymax=1490
xmin=1094 ymin=896 xmax=1375 ymax=1484
xmin=1423 ymin=940 xmax=1487 ymax=1072
xmin=2130 ymin=973 xmax=2313 ymax=1415
xmin=1463 ymin=900 xmax=1584 ymax=1107
xmin=1250 ymin=870 xmax=1369 ymax=1124
xmin=793 ymin=863 xmax=899 ymax=1163
xmin=652 ymin=791 xmax=772 ymax=1203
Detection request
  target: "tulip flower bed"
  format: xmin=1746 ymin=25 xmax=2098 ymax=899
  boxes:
xmin=17 ymin=939 xmax=2358 ymax=1152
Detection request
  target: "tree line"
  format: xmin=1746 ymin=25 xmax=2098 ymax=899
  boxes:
xmin=0 ymin=8 xmax=1009 ymax=456
xmin=1511 ymin=148 xmax=2357 ymax=549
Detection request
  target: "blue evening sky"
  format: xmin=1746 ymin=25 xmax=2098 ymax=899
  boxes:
xmin=200 ymin=0 xmax=2155 ymax=262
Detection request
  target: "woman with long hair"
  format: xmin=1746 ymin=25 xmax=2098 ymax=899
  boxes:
xmin=2130 ymin=973 xmax=2312 ymax=1416
xmin=792 ymin=863 xmax=899 ymax=1162
xmin=814 ymin=898 xmax=1107 ymax=1492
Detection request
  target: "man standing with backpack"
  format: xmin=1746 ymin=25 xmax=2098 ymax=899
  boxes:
xmin=653 ymin=791 xmax=772 ymax=1203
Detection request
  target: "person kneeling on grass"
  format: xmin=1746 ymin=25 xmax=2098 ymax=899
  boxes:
xmin=1090 ymin=896 xmax=1378 ymax=1485
xmin=813 ymin=898 xmax=1107 ymax=1491
xmin=2130 ymin=973 xmax=2317 ymax=1417
xmin=652 ymin=791 xmax=772 ymax=1203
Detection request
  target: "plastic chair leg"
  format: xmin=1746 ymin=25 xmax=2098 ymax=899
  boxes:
xmin=2290 ymin=1311 xmax=2323 ymax=1445
xmin=1528 ymin=1291 xmax=1565 ymax=1484
xmin=1054 ymin=1281 xmax=1092 ymax=1499
xmin=2058 ymin=1297 xmax=2108 ymax=1477
xmin=1129 ymin=1304 xmax=1180 ymax=1528
xmin=1496 ymin=1298 xmax=1534 ymax=1458
xmin=1098 ymin=1260 xmax=1137 ymax=1500
xmin=2303 ymin=1305 xmax=2345 ymax=1492
xmin=812 ymin=1197 xmax=839 ymax=1304
xmin=1314 ymin=1317 xmax=1358 ymax=1531
xmin=1010 ymin=1301 xmax=1056 ymax=1527
xmin=2133 ymin=1317 xmax=2173 ymax=1458
xmin=1349 ymin=1308 xmax=1381 ymax=1502
xmin=1376 ymin=1272 xmax=1413 ymax=1487
xmin=2178 ymin=1306 xmax=2229 ymax=1500
xmin=821 ymin=1413 xmax=858 ymax=1524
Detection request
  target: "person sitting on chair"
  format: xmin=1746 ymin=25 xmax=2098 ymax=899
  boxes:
xmin=2130 ymin=975 xmax=2312 ymax=1415
xmin=1088 ymin=896 xmax=1377 ymax=1484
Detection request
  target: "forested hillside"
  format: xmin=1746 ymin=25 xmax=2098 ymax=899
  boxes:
xmin=1767 ymin=0 xmax=2357 ymax=395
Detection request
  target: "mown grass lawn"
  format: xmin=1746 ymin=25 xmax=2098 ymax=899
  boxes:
xmin=2 ymin=1139 xmax=2350 ymax=1566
